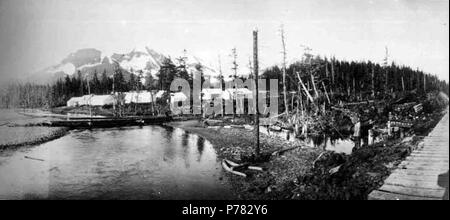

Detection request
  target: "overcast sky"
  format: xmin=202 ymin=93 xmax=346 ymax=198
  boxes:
xmin=0 ymin=0 xmax=448 ymax=82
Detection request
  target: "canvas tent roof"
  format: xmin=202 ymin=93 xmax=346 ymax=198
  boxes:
xmin=89 ymin=95 xmax=116 ymax=106
xmin=66 ymin=95 xmax=93 ymax=107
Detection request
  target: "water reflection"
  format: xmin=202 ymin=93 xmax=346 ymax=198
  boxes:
xmin=196 ymin=136 xmax=205 ymax=162
xmin=0 ymin=126 xmax=233 ymax=200
xmin=306 ymin=134 xmax=356 ymax=155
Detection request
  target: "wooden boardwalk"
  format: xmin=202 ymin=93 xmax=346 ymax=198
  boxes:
xmin=369 ymin=107 xmax=449 ymax=200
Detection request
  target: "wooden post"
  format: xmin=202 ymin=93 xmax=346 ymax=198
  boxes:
xmin=253 ymin=30 xmax=260 ymax=157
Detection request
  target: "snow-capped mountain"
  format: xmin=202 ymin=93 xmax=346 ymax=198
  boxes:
xmin=24 ymin=47 xmax=221 ymax=84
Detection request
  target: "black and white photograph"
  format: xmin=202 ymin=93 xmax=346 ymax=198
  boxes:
xmin=0 ymin=0 xmax=448 ymax=206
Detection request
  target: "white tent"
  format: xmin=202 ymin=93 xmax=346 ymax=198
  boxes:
xmin=67 ymin=97 xmax=83 ymax=107
xmin=66 ymin=95 xmax=93 ymax=107
xmin=89 ymin=95 xmax=116 ymax=106
xmin=81 ymin=95 xmax=94 ymax=106
xmin=124 ymin=90 xmax=167 ymax=104
xmin=124 ymin=91 xmax=152 ymax=104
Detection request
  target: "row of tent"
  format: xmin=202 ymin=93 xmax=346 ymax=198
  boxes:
xmin=66 ymin=88 xmax=255 ymax=107
xmin=66 ymin=91 xmax=167 ymax=107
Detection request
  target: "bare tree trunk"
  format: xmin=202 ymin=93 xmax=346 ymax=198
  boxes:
xmin=371 ymin=64 xmax=375 ymax=97
xmin=331 ymin=57 xmax=335 ymax=85
xmin=322 ymin=81 xmax=331 ymax=104
xmin=384 ymin=46 xmax=389 ymax=93
xmin=311 ymin=73 xmax=319 ymax=99
xmin=281 ymin=26 xmax=289 ymax=116
xmin=401 ymin=76 xmax=405 ymax=91
xmin=423 ymin=75 xmax=426 ymax=92
xmin=296 ymin=71 xmax=314 ymax=104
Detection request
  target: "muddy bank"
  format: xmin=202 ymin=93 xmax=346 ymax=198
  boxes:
xmin=166 ymin=119 xmax=323 ymax=199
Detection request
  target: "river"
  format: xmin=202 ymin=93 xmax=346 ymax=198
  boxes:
xmin=0 ymin=125 xmax=234 ymax=199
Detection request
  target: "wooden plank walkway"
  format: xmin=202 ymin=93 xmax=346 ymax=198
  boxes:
xmin=369 ymin=107 xmax=449 ymax=200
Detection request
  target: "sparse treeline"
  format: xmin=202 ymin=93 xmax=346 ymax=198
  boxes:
xmin=262 ymin=56 xmax=449 ymax=113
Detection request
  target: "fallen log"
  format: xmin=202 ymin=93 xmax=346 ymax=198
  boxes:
xmin=222 ymin=160 xmax=247 ymax=177
xmin=224 ymin=159 xmax=239 ymax=167
xmin=248 ymin=166 xmax=264 ymax=171
xmin=224 ymin=159 xmax=264 ymax=172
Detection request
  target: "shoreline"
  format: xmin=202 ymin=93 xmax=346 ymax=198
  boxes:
xmin=0 ymin=126 xmax=69 ymax=151
xmin=164 ymin=109 xmax=446 ymax=199
xmin=165 ymin=119 xmax=323 ymax=199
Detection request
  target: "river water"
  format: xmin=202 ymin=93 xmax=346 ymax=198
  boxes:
xmin=0 ymin=125 xmax=234 ymax=199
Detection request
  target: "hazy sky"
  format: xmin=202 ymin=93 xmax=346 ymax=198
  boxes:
xmin=0 ymin=0 xmax=448 ymax=82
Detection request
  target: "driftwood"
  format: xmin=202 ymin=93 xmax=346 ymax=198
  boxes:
xmin=222 ymin=159 xmax=264 ymax=176
xmin=248 ymin=166 xmax=264 ymax=171
xmin=24 ymin=156 xmax=44 ymax=161
xmin=222 ymin=160 xmax=246 ymax=177
xmin=224 ymin=159 xmax=239 ymax=167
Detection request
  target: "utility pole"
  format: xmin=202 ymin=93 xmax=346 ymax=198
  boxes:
xmin=231 ymin=47 xmax=238 ymax=119
xmin=253 ymin=30 xmax=260 ymax=158
xmin=280 ymin=25 xmax=289 ymax=116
